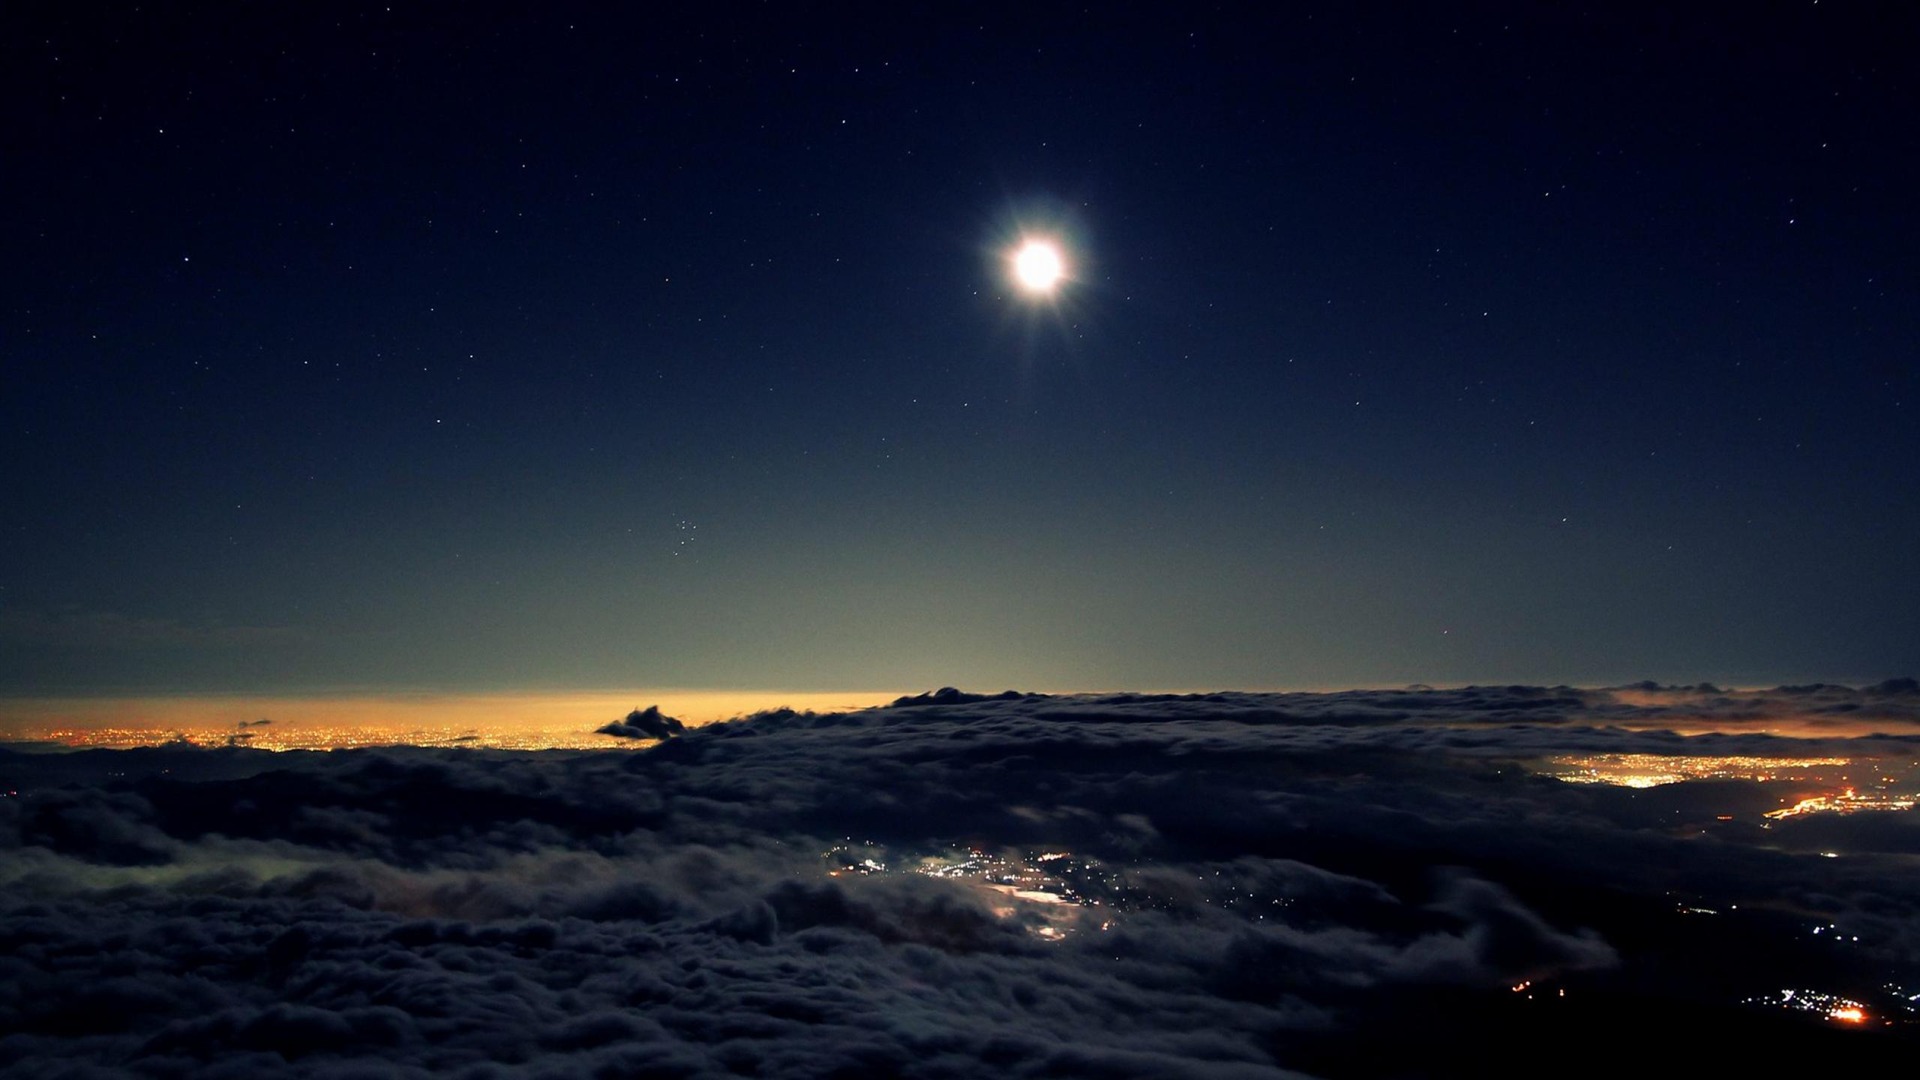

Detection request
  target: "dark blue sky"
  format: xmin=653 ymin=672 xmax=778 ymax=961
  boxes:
xmin=4 ymin=1 xmax=1916 ymax=695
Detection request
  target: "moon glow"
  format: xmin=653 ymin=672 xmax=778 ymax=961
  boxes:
xmin=1012 ymin=240 xmax=1065 ymax=292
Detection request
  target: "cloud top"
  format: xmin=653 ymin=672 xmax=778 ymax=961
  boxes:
xmin=595 ymin=705 xmax=687 ymax=741
xmin=4 ymin=682 xmax=1918 ymax=1074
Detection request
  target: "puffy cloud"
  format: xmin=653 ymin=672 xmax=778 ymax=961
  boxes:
xmin=887 ymin=687 xmax=1048 ymax=708
xmin=594 ymin=705 xmax=687 ymax=741
xmin=4 ymin=684 xmax=1920 ymax=1075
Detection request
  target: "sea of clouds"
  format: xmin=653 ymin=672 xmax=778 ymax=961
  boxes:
xmin=4 ymin=683 xmax=1920 ymax=1077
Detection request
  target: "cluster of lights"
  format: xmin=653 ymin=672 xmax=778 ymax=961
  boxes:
xmin=1884 ymin=983 xmax=1920 ymax=1016
xmin=1508 ymin=980 xmax=1568 ymax=1001
xmin=1744 ymin=989 xmax=1871 ymax=1025
xmin=820 ymin=842 xmax=1131 ymax=940
xmin=35 ymin=724 xmax=630 ymax=752
xmin=818 ymin=842 xmax=1340 ymax=942
xmin=1543 ymin=753 xmax=1851 ymax=788
xmin=1195 ymin=866 xmax=1295 ymax=922
xmin=1542 ymin=753 xmax=1920 ymax=827
xmin=1764 ymin=787 xmax=1917 ymax=821
xmin=914 ymin=846 xmax=1116 ymax=909
xmin=821 ymin=842 xmax=887 ymax=877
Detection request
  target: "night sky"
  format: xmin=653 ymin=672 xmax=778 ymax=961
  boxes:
xmin=8 ymin=7 xmax=1920 ymax=1072
xmin=6 ymin=2 xmax=1917 ymax=699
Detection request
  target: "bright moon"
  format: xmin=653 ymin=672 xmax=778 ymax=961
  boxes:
xmin=1012 ymin=240 xmax=1065 ymax=292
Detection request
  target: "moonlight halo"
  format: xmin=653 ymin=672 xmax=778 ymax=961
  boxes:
xmin=1012 ymin=238 xmax=1066 ymax=293
xmin=982 ymin=194 xmax=1090 ymax=312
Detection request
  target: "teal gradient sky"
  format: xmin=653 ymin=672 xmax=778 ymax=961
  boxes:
xmin=4 ymin=3 xmax=1915 ymax=699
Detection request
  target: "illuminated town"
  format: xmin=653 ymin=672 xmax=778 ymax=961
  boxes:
xmin=1541 ymin=753 xmax=1853 ymax=787
xmin=1538 ymin=752 xmax=1920 ymax=825
xmin=814 ymin=839 xmax=1920 ymax=1036
xmin=23 ymin=724 xmax=653 ymax=752
xmin=821 ymin=840 xmax=1315 ymax=939
xmin=817 ymin=750 xmax=1920 ymax=1034
xmin=824 ymin=842 xmax=1128 ymax=939
xmin=1743 ymin=988 xmax=1873 ymax=1026
xmin=1763 ymin=788 xmax=1918 ymax=820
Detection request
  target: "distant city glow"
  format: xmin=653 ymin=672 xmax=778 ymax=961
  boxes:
xmin=1763 ymin=787 xmax=1917 ymax=820
xmin=822 ymin=842 xmax=1121 ymax=940
xmin=1536 ymin=752 xmax=1920 ymax=825
xmin=1746 ymin=989 xmax=1874 ymax=1027
xmin=1 ymin=690 xmax=901 ymax=751
xmin=1543 ymin=753 xmax=1852 ymax=787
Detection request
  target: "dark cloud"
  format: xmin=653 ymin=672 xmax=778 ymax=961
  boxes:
xmin=887 ymin=687 xmax=1050 ymax=708
xmin=5 ymin=686 xmax=1919 ymax=1075
xmin=595 ymin=705 xmax=687 ymax=741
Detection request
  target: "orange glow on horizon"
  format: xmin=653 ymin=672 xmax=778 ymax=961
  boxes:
xmin=0 ymin=689 xmax=902 ymax=750
xmin=1599 ymin=687 xmax=1919 ymax=738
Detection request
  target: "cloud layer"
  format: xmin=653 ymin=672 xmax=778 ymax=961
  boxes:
xmin=4 ymin=685 xmax=1919 ymax=1075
